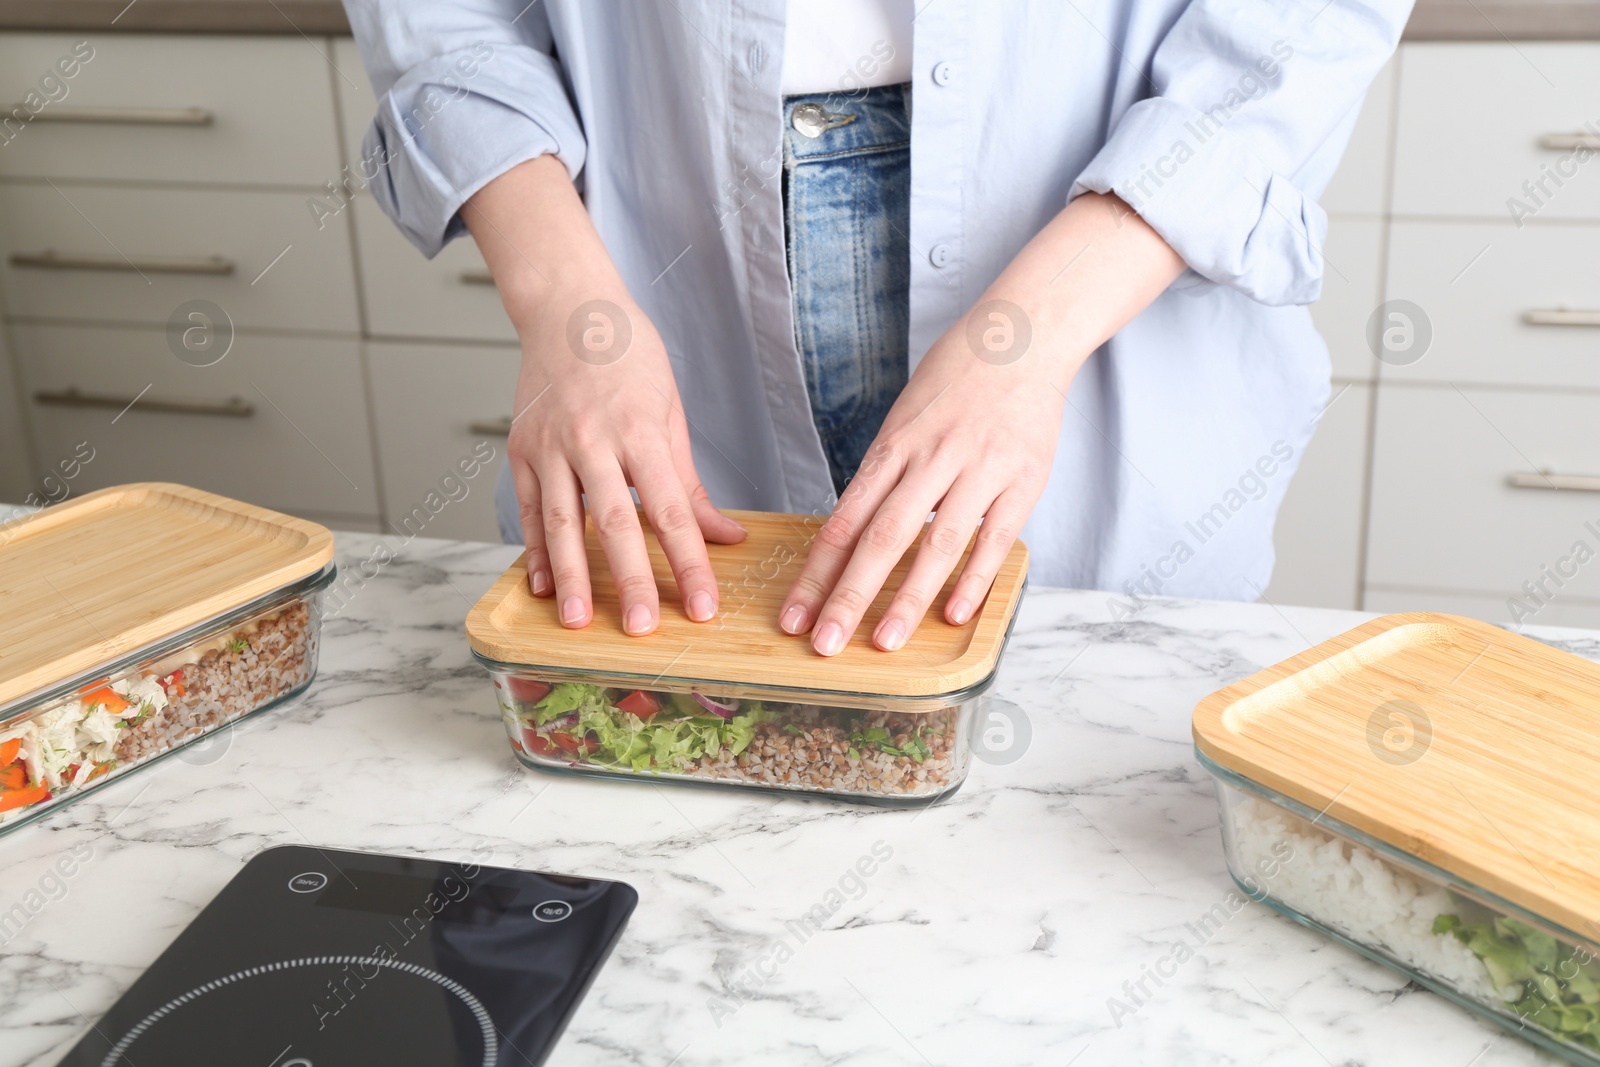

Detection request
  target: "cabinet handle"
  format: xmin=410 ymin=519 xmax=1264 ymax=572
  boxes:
xmin=1523 ymin=309 xmax=1600 ymax=327
xmin=469 ymin=417 xmax=512 ymax=436
xmin=11 ymin=251 xmax=234 ymax=275
xmin=21 ymin=106 xmax=213 ymax=126
xmin=1539 ymin=133 xmax=1600 ymax=151
xmin=34 ymin=388 xmax=254 ymax=418
xmin=1507 ymin=471 xmax=1600 ymax=493
xmin=459 ymin=269 xmax=495 ymax=286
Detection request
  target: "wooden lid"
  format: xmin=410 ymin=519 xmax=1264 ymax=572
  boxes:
xmin=465 ymin=510 xmax=1028 ymax=703
xmin=1194 ymin=612 xmax=1600 ymax=938
xmin=0 ymin=483 xmax=333 ymax=712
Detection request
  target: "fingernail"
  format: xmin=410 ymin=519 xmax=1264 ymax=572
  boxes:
xmin=814 ymin=620 xmax=846 ymax=657
xmin=530 ymin=570 xmax=551 ymax=596
xmin=687 ymin=590 xmax=715 ymax=622
xmin=561 ymin=597 xmax=586 ymax=626
xmin=780 ymin=604 xmax=809 ymax=635
xmin=624 ymin=604 xmax=655 ymax=635
xmin=876 ymin=618 xmax=907 ymax=651
xmin=949 ymin=598 xmax=973 ymax=625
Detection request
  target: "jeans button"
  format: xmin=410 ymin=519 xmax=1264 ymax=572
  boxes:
xmin=931 ymin=61 xmax=954 ymax=86
xmin=792 ymin=103 xmax=829 ymax=138
xmin=929 ymin=243 xmax=953 ymax=268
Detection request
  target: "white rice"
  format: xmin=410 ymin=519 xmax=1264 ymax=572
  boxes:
xmin=1231 ymin=794 xmax=1507 ymax=1004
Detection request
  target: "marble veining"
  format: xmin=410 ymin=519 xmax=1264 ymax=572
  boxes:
xmin=0 ymin=531 xmax=1579 ymax=1066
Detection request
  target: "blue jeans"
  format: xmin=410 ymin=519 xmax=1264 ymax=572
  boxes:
xmin=496 ymin=84 xmax=912 ymax=542
xmin=784 ymin=83 xmax=911 ymax=497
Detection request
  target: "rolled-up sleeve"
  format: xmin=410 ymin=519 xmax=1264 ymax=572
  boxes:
xmin=342 ymin=0 xmax=587 ymax=257
xmin=1070 ymin=1 xmax=1410 ymax=306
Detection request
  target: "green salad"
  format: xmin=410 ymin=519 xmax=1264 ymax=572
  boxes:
xmin=1435 ymin=905 xmax=1600 ymax=1049
xmin=503 ymin=680 xmax=772 ymax=773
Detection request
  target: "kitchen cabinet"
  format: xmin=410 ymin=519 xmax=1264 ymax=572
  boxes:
xmin=1362 ymin=40 xmax=1600 ymax=628
xmin=1277 ymin=42 xmax=1600 ymax=629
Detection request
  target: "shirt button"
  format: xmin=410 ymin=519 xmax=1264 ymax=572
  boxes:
xmin=931 ymin=61 xmax=953 ymax=86
xmin=929 ymin=243 xmax=953 ymax=268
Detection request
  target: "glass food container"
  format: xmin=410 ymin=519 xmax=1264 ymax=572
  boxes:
xmin=468 ymin=511 xmax=1027 ymax=803
xmin=1194 ymin=612 xmax=1600 ymax=1064
xmin=0 ymin=483 xmax=335 ymax=835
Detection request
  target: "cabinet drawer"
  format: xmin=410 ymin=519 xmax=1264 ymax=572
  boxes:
xmin=10 ymin=322 xmax=379 ymax=521
xmin=1265 ymin=382 xmax=1371 ymax=610
xmin=367 ymin=341 xmax=518 ymax=543
xmin=1382 ymin=220 xmax=1600 ymax=388
xmin=1392 ymin=43 xmax=1600 ymax=219
xmin=0 ymin=33 xmax=342 ymax=186
xmin=354 ymin=198 xmax=517 ymax=343
xmin=1311 ymin=217 xmax=1383 ymax=382
xmin=0 ymin=183 xmax=358 ymax=333
xmin=1366 ymin=384 xmax=1600 ymax=602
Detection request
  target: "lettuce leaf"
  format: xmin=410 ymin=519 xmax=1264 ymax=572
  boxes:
xmin=531 ymin=683 xmax=608 ymax=725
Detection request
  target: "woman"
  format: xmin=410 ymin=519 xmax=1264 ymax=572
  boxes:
xmin=345 ymin=0 xmax=1407 ymax=655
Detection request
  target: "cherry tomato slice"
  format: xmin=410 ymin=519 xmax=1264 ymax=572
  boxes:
xmin=550 ymin=731 xmax=598 ymax=756
xmin=616 ymin=690 xmax=661 ymax=719
xmin=508 ymin=678 xmax=552 ymax=705
xmin=521 ymin=728 xmax=560 ymax=757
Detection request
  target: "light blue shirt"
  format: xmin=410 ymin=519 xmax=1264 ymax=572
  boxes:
xmin=342 ymin=0 xmax=1409 ymax=597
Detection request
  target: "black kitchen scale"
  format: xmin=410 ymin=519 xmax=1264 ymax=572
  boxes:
xmin=57 ymin=845 xmax=637 ymax=1067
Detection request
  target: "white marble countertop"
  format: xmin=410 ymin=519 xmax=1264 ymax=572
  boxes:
xmin=3 ymin=531 xmax=1593 ymax=1067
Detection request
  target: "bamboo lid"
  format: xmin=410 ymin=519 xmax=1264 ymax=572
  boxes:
xmin=1194 ymin=612 xmax=1600 ymax=939
xmin=465 ymin=510 xmax=1028 ymax=702
xmin=0 ymin=483 xmax=333 ymax=711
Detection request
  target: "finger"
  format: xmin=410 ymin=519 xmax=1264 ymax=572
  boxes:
xmin=808 ymin=466 xmax=950 ymax=657
xmin=945 ymin=490 xmax=1030 ymax=626
xmin=539 ymin=462 xmax=593 ymax=629
xmin=572 ymin=455 xmax=660 ymax=637
xmin=630 ymin=449 xmax=720 ymax=623
xmin=512 ymin=460 xmax=552 ymax=597
xmin=777 ymin=440 xmax=908 ymax=638
xmin=873 ymin=477 xmax=993 ymax=651
xmin=669 ymin=432 xmax=746 ymax=545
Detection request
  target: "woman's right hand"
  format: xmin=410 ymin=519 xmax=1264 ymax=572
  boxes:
xmin=506 ymin=288 xmax=745 ymax=634
xmin=465 ymin=156 xmax=745 ymax=635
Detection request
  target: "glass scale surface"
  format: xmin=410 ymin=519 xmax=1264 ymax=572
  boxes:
xmin=56 ymin=845 xmax=637 ymax=1067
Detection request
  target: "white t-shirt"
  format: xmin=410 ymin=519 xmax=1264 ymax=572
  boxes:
xmin=780 ymin=0 xmax=914 ymax=96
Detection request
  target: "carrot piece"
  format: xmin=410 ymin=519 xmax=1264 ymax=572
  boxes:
xmin=81 ymin=686 xmax=131 ymax=715
xmin=0 ymin=765 xmax=24 ymax=790
xmin=0 ymin=783 xmax=49 ymax=812
xmin=0 ymin=738 xmax=19 ymax=765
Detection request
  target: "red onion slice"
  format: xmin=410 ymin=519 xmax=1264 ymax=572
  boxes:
xmin=692 ymin=692 xmax=739 ymax=719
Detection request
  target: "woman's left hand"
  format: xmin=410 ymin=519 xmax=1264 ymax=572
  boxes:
xmin=778 ymin=192 xmax=1186 ymax=655
xmin=777 ymin=295 xmax=1067 ymax=655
